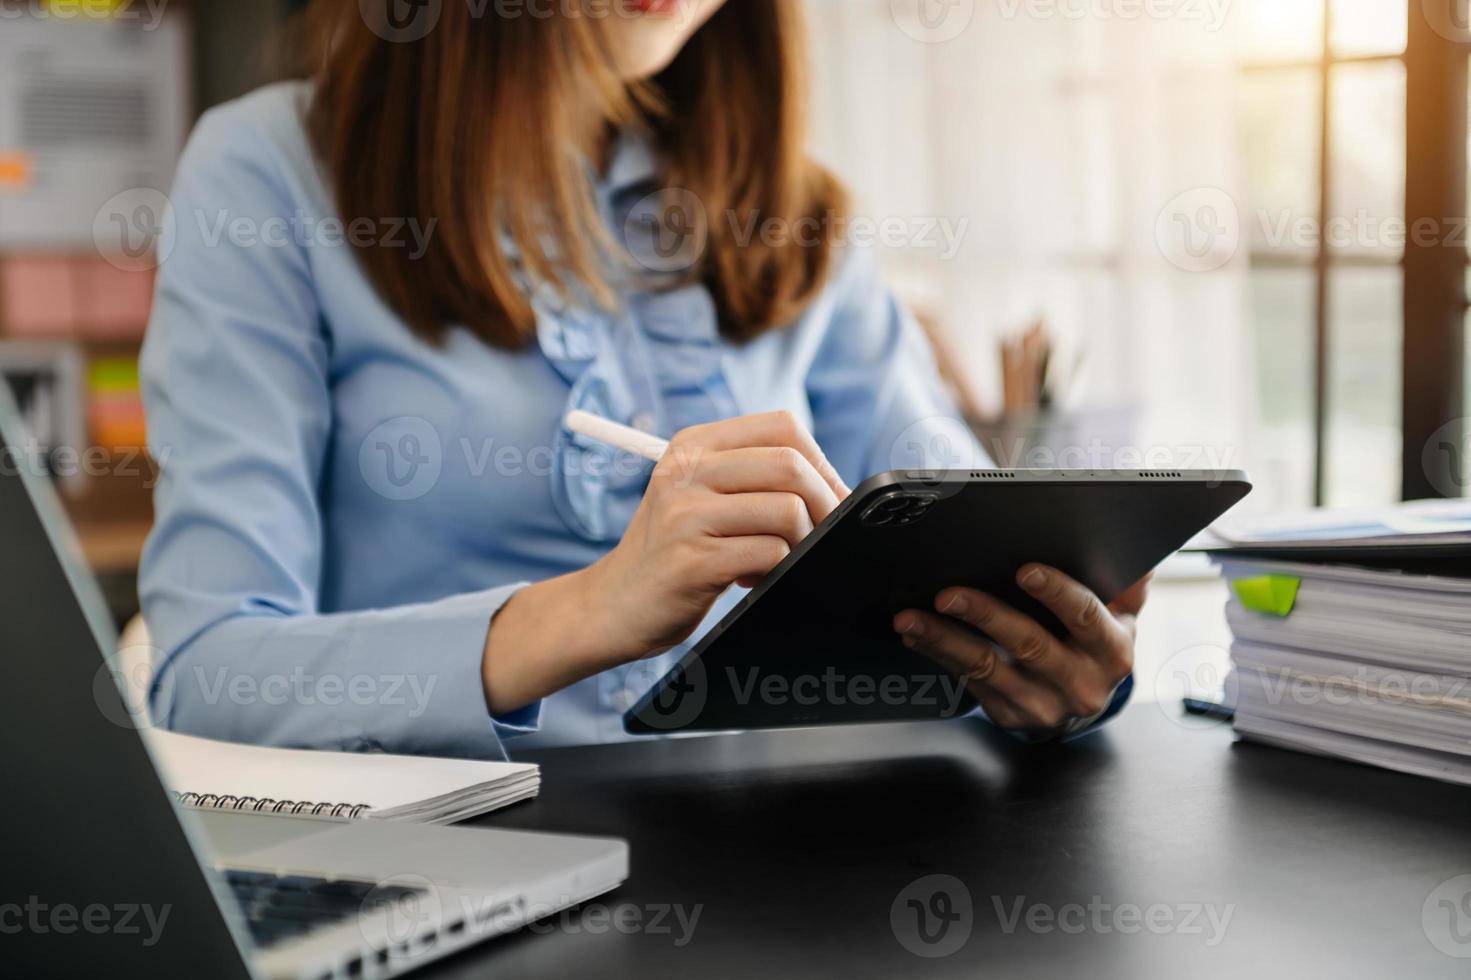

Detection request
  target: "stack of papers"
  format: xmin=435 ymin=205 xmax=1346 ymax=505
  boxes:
xmin=1208 ymin=501 xmax=1471 ymax=786
xmin=1194 ymin=498 xmax=1471 ymax=563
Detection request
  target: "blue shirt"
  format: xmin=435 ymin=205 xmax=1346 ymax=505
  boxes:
xmin=141 ymin=83 xmax=1128 ymax=759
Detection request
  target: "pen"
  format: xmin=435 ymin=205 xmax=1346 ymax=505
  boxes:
xmin=1182 ymin=697 xmax=1235 ymax=722
xmin=565 ymin=409 xmax=670 ymax=462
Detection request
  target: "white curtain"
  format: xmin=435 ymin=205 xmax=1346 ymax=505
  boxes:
xmin=805 ymin=1 xmax=1292 ymax=512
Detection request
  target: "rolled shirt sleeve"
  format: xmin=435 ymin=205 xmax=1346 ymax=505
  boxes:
xmin=139 ymin=107 xmax=538 ymax=759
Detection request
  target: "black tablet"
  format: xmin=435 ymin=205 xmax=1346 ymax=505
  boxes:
xmin=625 ymin=468 xmax=1252 ymax=734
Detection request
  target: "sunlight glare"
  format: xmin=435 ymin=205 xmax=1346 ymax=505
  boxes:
xmin=1238 ymin=0 xmax=1324 ymax=61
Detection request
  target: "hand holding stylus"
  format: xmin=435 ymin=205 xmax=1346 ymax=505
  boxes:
xmin=483 ymin=411 xmax=850 ymax=713
xmin=505 ymin=408 xmax=1143 ymax=738
xmin=590 ymin=410 xmax=851 ymax=654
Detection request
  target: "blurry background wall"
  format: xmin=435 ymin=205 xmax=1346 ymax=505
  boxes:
xmin=808 ymin=0 xmax=1460 ymax=517
xmin=0 ymin=0 xmax=1466 ymax=631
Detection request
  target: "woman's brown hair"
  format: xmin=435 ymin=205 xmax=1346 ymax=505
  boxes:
xmin=304 ymin=0 xmax=850 ymax=348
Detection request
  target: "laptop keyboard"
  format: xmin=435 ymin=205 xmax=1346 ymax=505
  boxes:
xmin=223 ymin=869 xmax=426 ymax=949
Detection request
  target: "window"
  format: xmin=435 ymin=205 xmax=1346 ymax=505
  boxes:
xmin=808 ymin=1 xmax=1467 ymax=509
xmin=1240 ymin=0 xmax=1467 ymax=505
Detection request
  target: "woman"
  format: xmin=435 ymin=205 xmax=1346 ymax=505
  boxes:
xmin=140 ymin=0 xmax=1141 ymax=757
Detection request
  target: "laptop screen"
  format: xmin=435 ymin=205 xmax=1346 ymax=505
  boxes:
xmin=0 ymin=383 xmax=254 ymax=978
xmin=0 ymin=383 xmax=121 ymax=665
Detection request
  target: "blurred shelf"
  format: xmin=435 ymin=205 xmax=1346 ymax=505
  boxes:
xmin=69 ymin=517 xmax=147 ymax=630
xmin=73 ymin=518 xmax=150 ymax=574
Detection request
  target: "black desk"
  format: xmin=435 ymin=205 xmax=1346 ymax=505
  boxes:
xmin=431 ymin=707 xmax=1471 ymax=979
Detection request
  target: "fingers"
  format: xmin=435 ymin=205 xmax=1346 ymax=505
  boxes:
xmin=669 ymin=411 xmax=850 ymax=501
xmin=639 ymin=410 xmax=844 ymax=599
xmin=689 ymin=447 xmax=842 ymax=524
xmin=972 ymin=691 xmax=1029 ymax=732
xmin=893 ymin=609 xmax=1074 ymax=729
xmin=929 ymin=587 xmax=1084 ymax=696
xmin=1014 ymin=566 xmax=1132 ymax=674
xmin=714 ymin=535 xmax=792 ymax=584
xmin=698 ymin=492 xmax=815 ymax=548
xmin=916 ymin=584 xmax=1125 ymax=721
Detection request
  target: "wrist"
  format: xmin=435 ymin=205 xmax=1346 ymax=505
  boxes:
xmin=573 ymin=556 xmax=649 ymax=668
xmin=481 ymin=560 xmax=647 ymax=715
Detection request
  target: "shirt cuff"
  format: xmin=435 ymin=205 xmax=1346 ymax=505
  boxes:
xmin=490 ymin=701 xmax=543 ymax=739
xmin=412 ymin=584 xmax=543 ymax=758
xmin=279 ymin=582 xmax=543 ymax=760
xmin=975 ymin=674 xmax=1135 ymax=744
xmin=1059 ymin=673 xmax=1134 ymax=740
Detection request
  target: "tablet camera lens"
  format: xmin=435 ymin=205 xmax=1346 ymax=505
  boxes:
xmin=860 ymin=492 xmax=939 ymax=527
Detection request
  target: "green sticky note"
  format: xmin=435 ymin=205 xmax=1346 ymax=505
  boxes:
xmin=1231 ymin=575 xmax=1301 ymax=617
xmin=88 ymin=358 xmax=140 ymax=393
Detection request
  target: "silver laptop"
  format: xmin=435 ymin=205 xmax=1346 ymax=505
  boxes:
xmin=0 ymin=386 xmax=628 ymax=979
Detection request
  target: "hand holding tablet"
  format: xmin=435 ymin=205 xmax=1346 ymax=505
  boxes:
xmin=625 ymin=465 xmax=1251 ymax=734
xmin=562 ymin=410 xmax=1251 ymax=738
xmin=894 ymin=562 xmax=1150 ymax=735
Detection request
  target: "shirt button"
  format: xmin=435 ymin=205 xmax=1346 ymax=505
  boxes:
xmin=631 ymin=412 xmax=656 ymax=434
xmin=611 ymin=688 xmax=638 ymax=712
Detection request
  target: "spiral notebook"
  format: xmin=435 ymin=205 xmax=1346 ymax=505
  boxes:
xmin=143 ymin=730 xmax=540 ymax=824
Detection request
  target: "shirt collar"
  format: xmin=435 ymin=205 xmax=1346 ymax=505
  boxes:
xmin=600 ymin=128 xmax=661 ymax=200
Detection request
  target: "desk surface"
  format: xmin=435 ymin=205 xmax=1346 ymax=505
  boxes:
xmin=432 ymin=707 xmax=1471 ymax=979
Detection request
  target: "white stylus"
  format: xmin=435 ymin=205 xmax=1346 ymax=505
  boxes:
xmin=565 ymin=410 xmax=670 ymax=462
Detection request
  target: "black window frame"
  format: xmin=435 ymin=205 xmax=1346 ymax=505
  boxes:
xmin=1246 ymin=2 xmax=1468 ymax=505
xmin=1403 ymin=0 xmax=1468 ymax=501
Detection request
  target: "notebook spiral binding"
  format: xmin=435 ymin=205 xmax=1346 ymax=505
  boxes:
xmin=173 ymin=792 xmax=371 ymax=820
